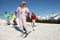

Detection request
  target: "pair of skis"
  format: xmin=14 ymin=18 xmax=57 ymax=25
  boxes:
xmin=18 ymin=23 xmax=36 ymax=38
xmin=18 ymin=31 xmax=31 ymax=38
xmin=17 ymin=19 xmax=31 ymax=38
xmin=18 ymin=20 xmax=36 ymax=38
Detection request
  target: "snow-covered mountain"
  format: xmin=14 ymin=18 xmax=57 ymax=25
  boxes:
xmin=46 ymin=13 xmax=60 ymax=20
xmin=37 ymin=13 xmax=60 ymax=20
xmin=37 ymin=16 xmax=46 ymax=20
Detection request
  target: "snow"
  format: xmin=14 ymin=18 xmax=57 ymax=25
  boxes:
xmin=0 ymin=19 xmax=60 ymax=40
xmin=54 ymin=15 xmax=60 ymax=20
xmin=46 ymin=13 xmax=60 ymax=20
xmin=37 ymin=13 xmax=60 ymax=20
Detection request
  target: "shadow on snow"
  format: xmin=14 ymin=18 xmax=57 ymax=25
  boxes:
xmin=12 ymin=25 xmax=23 ymax=33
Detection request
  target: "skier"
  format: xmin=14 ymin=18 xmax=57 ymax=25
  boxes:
xmin=12 ymin=13 xmax=17 ymax=26
xmin=31 ymin=12 xmax=36 ymax=27
xmin=4 ymin=11 xmax=10 ymax=25
xmin=15 ymin=1 xmax=30 ymax=34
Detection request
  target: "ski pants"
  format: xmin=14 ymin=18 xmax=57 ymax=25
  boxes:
xmin=19 ymin=16 xmax=27 ymax=32
xmin=32 ymin=20 xmax=36 ymax=25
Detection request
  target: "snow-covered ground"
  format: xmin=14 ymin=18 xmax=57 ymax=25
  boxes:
xmin=0 ymin=19 xmax=60 ymax=40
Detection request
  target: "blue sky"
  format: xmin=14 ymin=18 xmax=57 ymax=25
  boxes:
xmin=0 ymin=0 xmax=60 ymax=19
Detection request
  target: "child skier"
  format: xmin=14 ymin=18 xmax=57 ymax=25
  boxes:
xmin=15 ymin=1 xmax=30 ymax=34
xmin=31 ymin=12 xmax=36 ymax=27
xmin=4 ymin=11 xmax=10 ymax=25
xmin=12 ymin=13 xmax=17 ymax=26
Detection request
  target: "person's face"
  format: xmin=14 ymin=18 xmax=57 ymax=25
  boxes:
xmin=22 ymin=4 xmax=26 ymax=7
xmin=32 ymin=13 xmax=34 ymax=15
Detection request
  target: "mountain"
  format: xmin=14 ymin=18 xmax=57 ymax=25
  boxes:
xmin=46 ymin=13 xmax=60 ymax=20
xmin=37 ymin=13 xmax=60 ymax=20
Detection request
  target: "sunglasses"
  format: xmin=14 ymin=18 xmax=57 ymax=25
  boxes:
xmin=22 ymin=4 xmax=26 ymax=5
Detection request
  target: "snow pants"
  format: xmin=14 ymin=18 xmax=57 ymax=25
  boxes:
xmin=19 ymin=16 xmax=27 ymax=32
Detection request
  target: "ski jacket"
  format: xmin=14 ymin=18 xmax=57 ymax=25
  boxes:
xmin=12 ymin=14 xmax=16 ymax=20
xmin=15 ymin=7 xmax=30 ymax=19
xmin=4 ymin=14 xmax=9 ymax=20
xmin=31 ymin=15 xmax=36 ymax=20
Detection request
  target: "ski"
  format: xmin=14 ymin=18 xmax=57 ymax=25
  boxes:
xmin=23 ymin=31 xmax=31 ymax=38
xmin=18 ymin=31 xmax=31 ymax=38
xmin=20 ymin=32 xmax=25 ymax=37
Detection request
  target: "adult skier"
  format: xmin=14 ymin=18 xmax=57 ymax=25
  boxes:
xmin=15 ymin=1 xmax=30 ymax=34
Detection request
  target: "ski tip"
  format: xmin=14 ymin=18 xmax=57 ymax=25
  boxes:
xmin=33 ymin=30 xmax=35 ymax=31
xmin=23 ymin=34 xmax=28 ymax=38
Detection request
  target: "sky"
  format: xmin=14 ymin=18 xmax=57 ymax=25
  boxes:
xmin=0 ymin=0 xmax=60 ymax=19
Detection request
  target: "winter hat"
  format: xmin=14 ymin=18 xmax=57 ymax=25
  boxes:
xmin=22 ymin=1 xmax=26 ymax=5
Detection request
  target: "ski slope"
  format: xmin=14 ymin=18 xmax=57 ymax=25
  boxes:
xmin=0 ymin=19 xmax=60 ymax=40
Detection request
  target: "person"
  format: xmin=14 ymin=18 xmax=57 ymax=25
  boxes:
xmin=4 ymin=11 xmax=10 ymax=25
xmin=15 ymin=1 xmax=30 ymax=34
xmin=12 ymin=13 xmax=17 ymax=26
xmin=31 ymin=12 xmax=36 ymax=26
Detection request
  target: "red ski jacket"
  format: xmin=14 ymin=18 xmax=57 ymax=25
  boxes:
xmin=31 ymin=15 xmax=36 ymax=20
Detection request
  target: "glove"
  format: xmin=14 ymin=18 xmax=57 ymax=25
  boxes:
xmin=15 ymin=11 xmax=17 ymax=15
